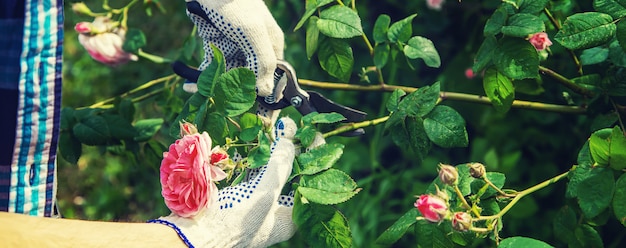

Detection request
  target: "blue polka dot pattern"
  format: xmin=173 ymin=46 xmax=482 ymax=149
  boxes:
xmin=216 ymin=119 xmax=290 ymax=209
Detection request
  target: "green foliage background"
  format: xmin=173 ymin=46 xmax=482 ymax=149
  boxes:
xmin=61 ymin=0 xmax=625 ymax=247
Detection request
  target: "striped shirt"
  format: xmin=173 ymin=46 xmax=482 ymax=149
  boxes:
xmin=0 ymin=0 xmax=63 ymax=217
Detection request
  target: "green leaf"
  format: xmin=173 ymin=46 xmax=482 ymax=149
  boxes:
xmin=299 ymin=168 xmax=359 ymax=205
xmin=374 ymin=43 xmax=390 ymax=69
xmin=574 ymin=224 xmax=604 ymax=248
xmin=567 ymin=148 xmax=598 ymax=199
xmin=59 ymin=132 xmax=82 ymax=164
xmin=483 ymin=68 xmax=515 ymax=113
xmin=498 ymin=237 xmax=553 ymax=248
xmin=403 ymin=36 xmax=441 ymax=68
xmin=401 ymin=115 xmax=431 ymax=161
xmin=294 ymin=0 xmax=335 ymax=31
xmin=616 ymin=19 xmax=626 ymax=53
xmin=501 ymin=13 xmax=546 ymax=38
xmin=297 ymin=143 xmax=345 ymax=175
xmin=473 ymin=36 xmax=497 ymax=73
xmin=609 ymin=39 xmax=626 ymax=67
xmin=122 ymin=28 xmax=146 ymax=53
xmin=484 ymin=7 xmax=508 ymax=36
xmin=398 ymin=81 xmax=441 ymax=117
xmin=133 ymin=118 xmax=164 ymax=142
xmin=373 ymin=14 xmax=391 ymax=44
xmin=554 ymin=12 xmax=616 ymax=50
xmin=306 ymin=16 xmax=320 ymax=59
xmin=213 ymin=68 xmax=256 ymax=117
xmin=375 ymin=208 xmax=419 ymax=245
xmin=293 ymin=195 xmax=352 ymax=248
xmin=318 ymin=38 xmax=354 ymax=82
xmin=414 ymin=220 xmax=455 ymax=248
xmin=589 ymin=128 xmax=612 ymax=166
xmin=519 ymin=0 xmax=549 ymax=13
xmin=239 ymin=113 xmax=263 ymax=142
xmin=205 ymin=112 xmax=228 ymax=144
xmin=613 ymin=173 xmax=626 ymax=226
xmin=577 ymin=169 xmax=615 ymax=218
xmin=423 ymin=105 xmax=468 ymax=148
xmin=580 ymin=47 xmax=609 ymax=65
xmin=388 ymin=14 xmax=417 ymax=43
xmin=471 ymin=172 xmax=506 ymax=199
xmin=295 ymin=125 xmax=318 ymax=148
xmin=553 ymin=206 xmax=578 ymax=245
xmin=317 ymin=5 xmax=363 ymax=38
xmin=117 ymin=98 xmax=135 ymax=122
xmin=73 ymin=115 xmax=110 ymax=146
xmin=609 ymin=126 xmax=626 ymax=170
xmin=493 ymin=37 xmax=539 ymax=80
xmin=197 ymin=44 xmax=226 ymax=97
xmin=247 ymin=133 xmax=271 ymax=169
xmin=302 ymin=112 xmax=347 ymax=124
xmin=594 ymin=0 xmax=626 ymax=19
xmin=386 ymin=89 xmax=406 ymax=113
xmin=104 ymin=114 xmax=138 ymax=140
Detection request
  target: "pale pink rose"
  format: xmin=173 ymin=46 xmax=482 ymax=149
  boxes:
xmin=76 ymin=17 xmax=138 ymax=66
xmin=528 ymin=32 xmax=553 ymax=51
xmin=426 ymin=0 xmax=445 ymax=10
xmin=414 ymin=194 xmax=448 ymax=222
xmin=160 ymin=132 xmax=227 ymax=217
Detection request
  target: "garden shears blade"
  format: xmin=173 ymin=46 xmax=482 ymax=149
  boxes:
xmin=257 ymin=60 xmax=368 ymax=136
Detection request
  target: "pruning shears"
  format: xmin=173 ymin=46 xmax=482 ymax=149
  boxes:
xmin=172 ymin=59 xmax=367 ymax=136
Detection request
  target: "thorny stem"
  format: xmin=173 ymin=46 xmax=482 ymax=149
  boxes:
xmin=86 ymin=74 xmax=177 ymax=109
xmin=322 ymin=116 xmax=389 ymax=138
xmin=453 ymin=185 xmax=481 ymax=217
xmin=482 ymin=175 xmax=516 ymax=198
xmin=538 ymin=66 xmax=594 ymax=98
xmin=542 ymin=8 xmax=583 ymax=75
xmin=299 ymin=79 xmax=587 ymax=114
xmin=137 ymin=49 xmax=172 ymax=63
xmin=475 ymin=170 xmax=570 ymax=222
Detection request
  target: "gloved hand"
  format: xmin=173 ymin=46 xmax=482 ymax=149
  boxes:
xmin=180 ymin=0 xmax=285 ymax=98
xmin=150 ymin=117 xmax=299 ymax=248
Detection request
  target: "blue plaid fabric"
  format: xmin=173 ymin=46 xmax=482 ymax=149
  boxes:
xmin=0 ymin=0 xmax=63 ymax=217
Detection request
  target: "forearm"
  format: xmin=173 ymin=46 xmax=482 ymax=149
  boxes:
xmin=0 ymin=212 xmax=185 ymax=248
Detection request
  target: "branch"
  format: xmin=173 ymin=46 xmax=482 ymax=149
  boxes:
xmin=538 ymin=66 xmax=594 ymax=98
xmin=299 ymin=79 xmax=587 ymax=114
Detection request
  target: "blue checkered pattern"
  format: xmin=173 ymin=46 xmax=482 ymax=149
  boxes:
xmin=0 ymin=0 xmax=63 ymax=217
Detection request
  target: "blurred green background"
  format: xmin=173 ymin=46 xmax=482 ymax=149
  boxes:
xmin=60 ymin=0 xmax=624 ymax=247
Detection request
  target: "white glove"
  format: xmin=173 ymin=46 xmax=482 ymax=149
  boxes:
xmin=183 ymin=0 xmax=285 ymax=98
xmin=150 ymin=117 xmax=297 ymax=248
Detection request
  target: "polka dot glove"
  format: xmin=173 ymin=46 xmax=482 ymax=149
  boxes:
xmin=183 ymin=0 xmax=284 ymax=98
xmin=156 ymin=117 xmax=297 ymax=248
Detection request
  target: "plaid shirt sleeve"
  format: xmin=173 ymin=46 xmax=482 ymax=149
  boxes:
xmin=0 ymin=0 xmax=63 ymax=217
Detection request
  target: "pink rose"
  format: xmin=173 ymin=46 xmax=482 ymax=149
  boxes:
xmin=426 ymin=0 xmax=445 ymax=10
xmin=76 ymin=17 xmax=138 ymax=66
xmin=414 ymin=194 xmax=448 ymax=222
xmin=465 ymin=68 xmax=475 ymax=79
xmin=160 ymin=132 xmax=227 ymax=217
xmin=528 ymin=32 xmax=553 ymax=51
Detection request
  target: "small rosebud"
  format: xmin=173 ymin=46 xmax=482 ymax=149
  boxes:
xmin=414 ymin=194 xmax=448 ymax=222
xmin=469 ymin=162 xmax=486 ymax=178
xmin=464 ymin=68 xmax=475 ymax=79
xmin=210 ymin=150 xmax=229 ymax=165
xmin=426 ymin=0 xmax=445 ymax=10
xmin=72 ymin=2 xmax=94 ymax=16
xmin=527 ymin=32 xmax=553 ymax=51
xmin=438 ymin=163 xmax=458 ymax=186
xmin=179 ymin=121 xmax=198 ymax=137
xmin=451 ymin=212 xmax=472 ymax=232
xmin=74 ymin=22 xmax=92 ymax=34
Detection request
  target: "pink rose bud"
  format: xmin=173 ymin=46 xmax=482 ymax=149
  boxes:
xmin=210 ymin=150 xmax=229 ymax=165
xmin=438 ymin=163 xmax=458 ymax=186
xmin=468 ymin=162 xmax=486 ymax=178
xmin=74 ymin=22 xmax=92 ymax=34
xmin=426 ymin=0 xmax=445 ymax=10
xmin=528 ymin=32 xmax=553 ymax=51
xmin=451 ymin=212 xmax=473 ymax=232
xmin=179 ymin=121 xmax=199 ymax=137
xmin=414 ymin=194 xmax=448 ymax=222
xmin=160 ymin=132 xmax=227 ymax=217
xmin=465 ymin=68 xmax=475 ymax=79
